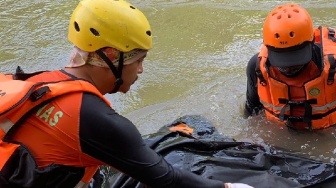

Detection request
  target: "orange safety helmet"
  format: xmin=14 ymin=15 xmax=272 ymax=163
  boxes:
xmin=263 ymin=3 xmax=314 ymax=67
xmin=263 ymin=3 xmax=314 ymax=48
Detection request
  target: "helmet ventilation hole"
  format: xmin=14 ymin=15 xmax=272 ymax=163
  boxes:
xmin=130 ymin=6 xmax=136 ymax=9
xmin=90 ymin=28 xmax=100 ymax=36
xmin=146 ymin=31 xmax=151 ymax=36
xmin=289 ymin=31 xmax=295 ymax=38
xmin=277 ymin=15 xmax=281 ymax=19
xmin=74 ymin=22 xmax=80 ymax=32
xmin=287 ymin=14 xmax=291 ymax=18
xmin=275 ymin=33 xmax=280 ymax=39
xmin=293 ymin=9 xmax=299 ymax=13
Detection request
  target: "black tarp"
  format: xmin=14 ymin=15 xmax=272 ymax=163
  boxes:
xmin=91 ymin=115 xmax=336 ymax=188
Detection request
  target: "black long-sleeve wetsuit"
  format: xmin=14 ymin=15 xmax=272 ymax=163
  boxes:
xmin=79 ymin=93 xmax=224 ymax=188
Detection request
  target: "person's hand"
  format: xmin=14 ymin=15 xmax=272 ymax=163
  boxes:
xmin=225 ymin=183 xmax=254 ymax=188
xmin=241 ymin=101 xmax=262 ymax=119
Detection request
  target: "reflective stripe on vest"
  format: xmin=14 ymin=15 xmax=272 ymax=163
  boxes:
xmin=260 ymin=99 xmax=336 ymax=113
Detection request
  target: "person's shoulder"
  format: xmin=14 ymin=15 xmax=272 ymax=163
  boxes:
xmin=82 ymin=93 xmax=112 ymax=109
xmin=247 ymin=53 xmax=260 ymax=65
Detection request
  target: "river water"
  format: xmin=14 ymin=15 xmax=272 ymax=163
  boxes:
xmin=1 ymin=0 xmax=336 ymax=163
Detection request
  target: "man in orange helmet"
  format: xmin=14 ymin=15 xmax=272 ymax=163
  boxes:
xmin=244 ymin=3 xmax=336 ymax=130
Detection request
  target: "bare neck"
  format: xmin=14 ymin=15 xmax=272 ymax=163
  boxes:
xmin=63 ymin=66 xmax=108 ymax=94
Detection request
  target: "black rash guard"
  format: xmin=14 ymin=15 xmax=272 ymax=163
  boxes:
xmin=244 ymin=44 xmax=322 ymax=116
xmin=79 ymin=93 xmax=224 ymax=188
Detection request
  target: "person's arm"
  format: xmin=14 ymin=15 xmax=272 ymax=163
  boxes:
xmin=244 ymin=53 xmax=263 ymax=117
xmin=79 ymin=94 xmax=225 ymax=188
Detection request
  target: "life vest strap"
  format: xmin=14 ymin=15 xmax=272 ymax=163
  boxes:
xmin=255 ymin=58 xmax=267 ymax=86
xmin=13 ymin=66 xmax=46 ymax=81
xmin=327 ymin=54 xmax=336 ymax=85
xmin=285 ymin=120 xmax=313 ymax=131
xmin=278 ymin=99 xmax=316 ymax=123
xmin=30 ymin=86 xmax=51 ymax=102
xmin=278 ymin=98 xmax=317 ymax=106
xmin=284 ymin=116 xmax=313 ymax=131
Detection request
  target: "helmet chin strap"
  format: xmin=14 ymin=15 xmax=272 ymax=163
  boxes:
xmin=96 ymin=50 xmax=124 ymax=93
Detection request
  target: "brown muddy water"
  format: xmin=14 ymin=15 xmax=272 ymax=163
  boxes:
xmin=1 ymin=0 xmax=336 ymax=164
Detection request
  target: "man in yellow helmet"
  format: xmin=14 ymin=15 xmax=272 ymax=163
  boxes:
xmin=244 ymin=3 xmax=336 ymax=130
xmin=0 ymin=0 xmax=253 ymax=187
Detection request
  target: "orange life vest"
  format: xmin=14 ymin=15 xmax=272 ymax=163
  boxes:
xmin=256 ymin=26 xmax=336 ymax=130
xmin=0 ymin=69 xmax=110 ymax=187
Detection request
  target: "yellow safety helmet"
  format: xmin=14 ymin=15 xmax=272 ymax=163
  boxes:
xmin=68 ymin=0 xmax=152 ymax=52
